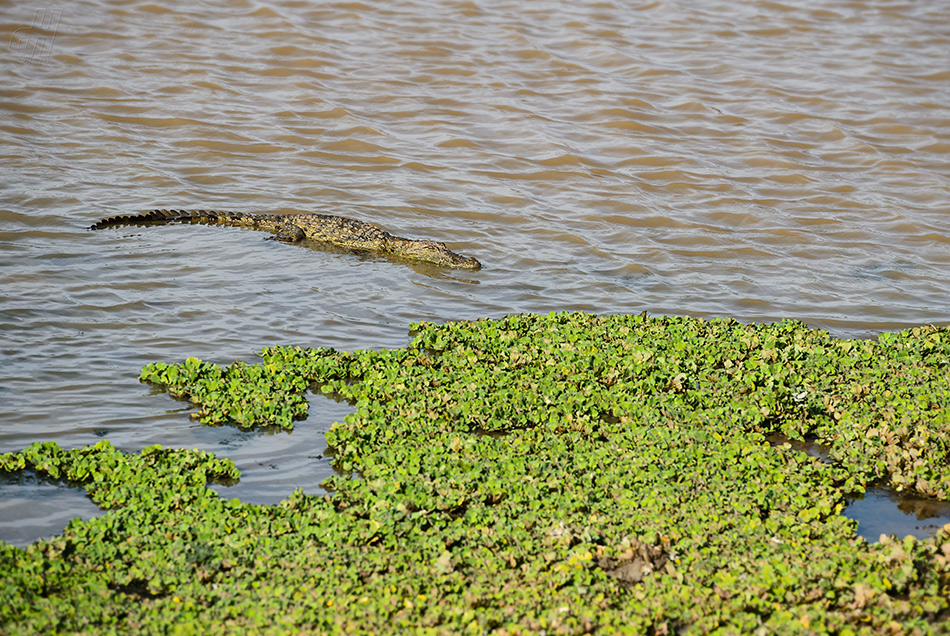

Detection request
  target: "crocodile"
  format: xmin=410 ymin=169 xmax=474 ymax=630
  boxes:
xmin=89 ymin=209 xmax=481 ymax=270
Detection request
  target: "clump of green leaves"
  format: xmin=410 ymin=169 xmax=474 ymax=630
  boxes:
xmin=142 ymin=313 xmax=950 ymax=498
xmin=0 ymin=440 xmax=239 ymax=510
xmin=140 ymin=355 xmax=315 ymax=429
xmin=3 ymin=313 xmax=950 ymax=634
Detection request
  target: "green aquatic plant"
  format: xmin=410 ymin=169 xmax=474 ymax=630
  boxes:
xmin=140 ymin=356 xmax=312 ymax=429
xmin=141 ymin=312 xmax=950 ymax=498
xmin=2 ymin=313 xmax=949 ymax=633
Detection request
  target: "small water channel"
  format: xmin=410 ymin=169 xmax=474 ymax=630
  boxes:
xmin=0 ymin=394 xmax=354 ymax=548
xmin=845 ymin=486 xmax=950 ymax=543
xmin=766 ymin=433 xmax=950 ymax=541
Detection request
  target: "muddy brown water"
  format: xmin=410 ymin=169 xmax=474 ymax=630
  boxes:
xmin=2 ymin=0 xmax=949 ymax=546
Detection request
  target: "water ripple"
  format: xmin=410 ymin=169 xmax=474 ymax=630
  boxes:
xmin=1 ymin=0 xmax=949 ymax=543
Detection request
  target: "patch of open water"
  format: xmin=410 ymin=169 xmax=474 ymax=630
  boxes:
xmin=0 ymin=394 xmax=353 ymax=547
xmin=0 ymin=472 xmax=102 ymax=549
xmin=767 ymin=433 xmax=950 ymax=541
xmin=845 ymin=486 xmax=950 ymax=543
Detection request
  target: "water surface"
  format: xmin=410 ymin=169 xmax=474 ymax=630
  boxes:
xmin=2 ymin=0 xmax=949 ymax=543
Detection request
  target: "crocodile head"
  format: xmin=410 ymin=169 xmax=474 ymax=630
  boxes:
xmin=392 ymin=238 xmax=482 ymax=270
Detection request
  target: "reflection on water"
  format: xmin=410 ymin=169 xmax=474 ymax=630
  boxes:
xmin=767 ymin=433 xmax=950 ymax=541
xmin=845 ymin=487 xmax=950 ymax=542
xmin=2 ymin=0 xmax=949 ymax=544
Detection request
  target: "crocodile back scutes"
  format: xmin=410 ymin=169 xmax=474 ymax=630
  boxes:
xmin=89 ymin=209 xmax=251 ymax=230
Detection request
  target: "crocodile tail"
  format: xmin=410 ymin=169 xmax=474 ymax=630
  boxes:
xmin=88 ymin=209 xmax=226 ymax=230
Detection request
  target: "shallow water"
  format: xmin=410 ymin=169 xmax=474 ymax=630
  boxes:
xmin=766 ymin=433 xmax=950 ymax=541
xmin=845 ymin=486 xmax=950 ymax=542
xmin=2 ymin=0 xmax=949 ymax=544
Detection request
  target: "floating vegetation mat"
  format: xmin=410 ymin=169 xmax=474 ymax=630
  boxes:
xmin=2 ymin=313 xmax=949 ymax=634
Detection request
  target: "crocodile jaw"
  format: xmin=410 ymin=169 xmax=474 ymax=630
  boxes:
xmin=390 ymin=238 xmax=482 ymax=270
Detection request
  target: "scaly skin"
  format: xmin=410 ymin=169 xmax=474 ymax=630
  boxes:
xmin=90 ymin=209 xmax=481 ymax=270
